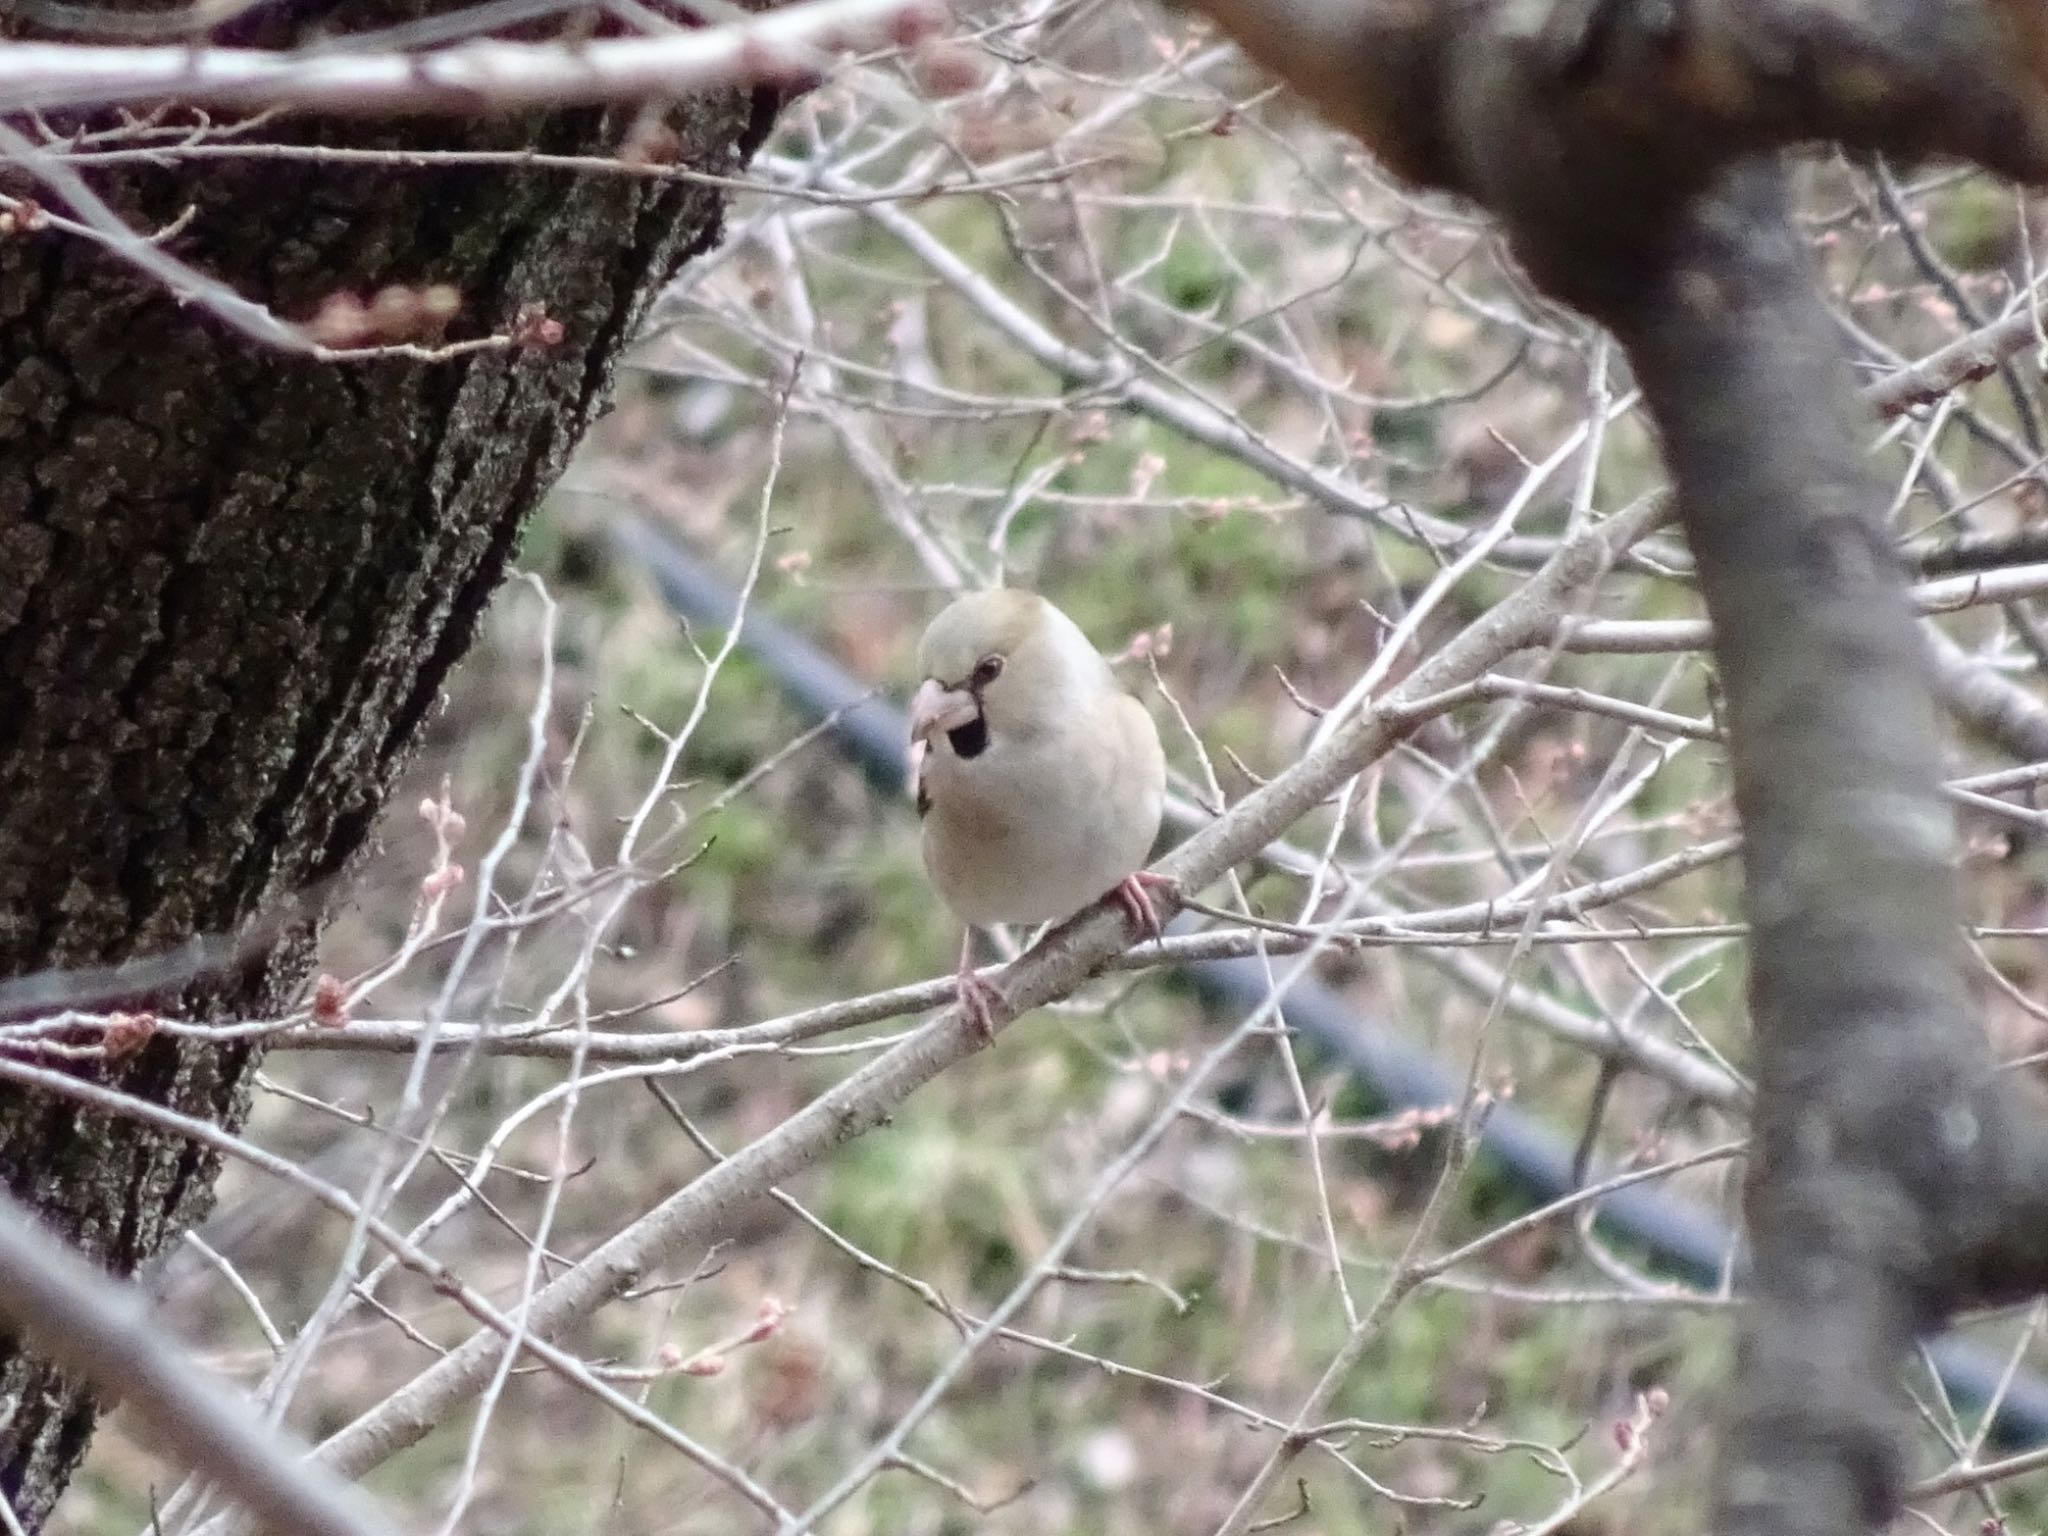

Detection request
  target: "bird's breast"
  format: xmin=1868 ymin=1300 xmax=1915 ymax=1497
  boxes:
xmin=920 ymin=725 xmax=1160 ymax=928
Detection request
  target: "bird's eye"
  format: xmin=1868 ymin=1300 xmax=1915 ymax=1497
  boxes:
xmin=971 ymin=654 xmax=1004 ymax=687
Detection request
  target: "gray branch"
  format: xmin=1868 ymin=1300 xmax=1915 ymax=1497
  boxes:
xmin=0 ymin=1188 xmax=399 ymax=1536
xmin=1169 ymin=4 xmax=2048 ymax=1536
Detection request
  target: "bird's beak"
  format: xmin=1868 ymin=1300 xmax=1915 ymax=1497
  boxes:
xmin=909 ymin=678 xmax=979 ymax=743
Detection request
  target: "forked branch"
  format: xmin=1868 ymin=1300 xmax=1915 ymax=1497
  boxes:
xmin=1169 ymin=4 xmax=2048 ymax=1536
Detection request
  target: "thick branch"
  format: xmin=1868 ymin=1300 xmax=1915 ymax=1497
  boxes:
xmin=1591 ymin=161 xmax=2048 ymax=1536
xmin=1189 ymin=0 xmax=2048 ymax=197
xmin=1171 ymin=6 xmax=2048 ymax=1535
xmin=0 ymin=1189 xmax=397 ymax=1536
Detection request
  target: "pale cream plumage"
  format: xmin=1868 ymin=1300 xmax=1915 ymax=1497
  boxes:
xmin=908 ymin=589 xmax=1168 ymax=1032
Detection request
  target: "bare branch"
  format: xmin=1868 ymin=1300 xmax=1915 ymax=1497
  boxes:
xmin=0 ymin=1187 xmax=399 ymax=1536
xmin=246 ymin=497 xmax=1663 ymax=1511
xmin=0 ymin=0 xmax=942 ymax=116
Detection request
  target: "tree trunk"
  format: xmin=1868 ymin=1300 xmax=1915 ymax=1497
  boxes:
xmin=0 ymin=9 xmax=770 ymax=1519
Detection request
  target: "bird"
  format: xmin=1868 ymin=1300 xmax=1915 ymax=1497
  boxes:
xmin=908 ymin=588 xmax=1171 ymax=1036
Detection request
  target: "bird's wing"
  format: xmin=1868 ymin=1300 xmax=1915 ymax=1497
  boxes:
xmin=1108 ymin=689 xmax=1165 ymax=794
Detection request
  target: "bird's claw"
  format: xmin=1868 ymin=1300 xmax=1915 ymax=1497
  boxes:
xmin=1111 ymin=870 xmax=1178 ymax=944
xmin=955 ymin=967 xmax=1004 ymax=1044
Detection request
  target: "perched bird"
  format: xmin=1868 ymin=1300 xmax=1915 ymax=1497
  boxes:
xmin=909 ymin=589 xmax=1170 ymax=1034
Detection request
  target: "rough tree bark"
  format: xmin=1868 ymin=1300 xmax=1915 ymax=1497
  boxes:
xmin=0 ymin=4 xmax=772 ymax=1521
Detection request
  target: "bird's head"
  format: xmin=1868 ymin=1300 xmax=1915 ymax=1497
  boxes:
xmin=909 ymin=588 xmax=1110 ymax=760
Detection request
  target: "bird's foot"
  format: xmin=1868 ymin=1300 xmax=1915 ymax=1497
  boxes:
xmin=954 ymin=965 xmax=1004 ymax=1044
xmin=1110 ymin=870 xmax=1179 ymax=944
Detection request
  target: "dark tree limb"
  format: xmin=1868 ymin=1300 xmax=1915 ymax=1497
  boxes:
xmin=1175 ymin=3 xmax=2048 ymax=1536
xmin=1585 ymin=159 xmax=2048 ymax=1536
xmin=1193 ymin=0 xmax=2048 ymax=193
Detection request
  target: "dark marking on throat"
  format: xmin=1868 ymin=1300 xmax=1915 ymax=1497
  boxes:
xmin=948 ymin=714 xmax=990 ymax=759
